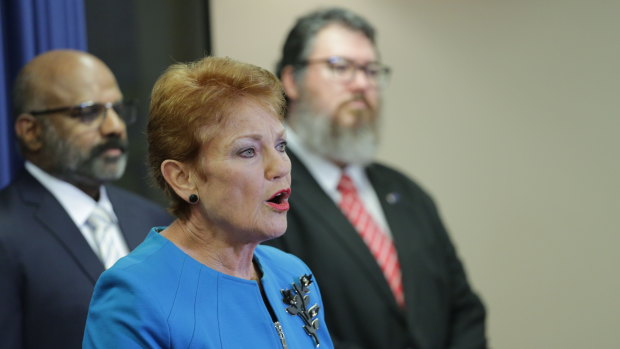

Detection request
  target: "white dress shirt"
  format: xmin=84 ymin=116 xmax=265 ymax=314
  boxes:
xmin=25 ymin=161 xmax=129 ymax=267
xmin=285 ymin=127 xmax=394 ymax=238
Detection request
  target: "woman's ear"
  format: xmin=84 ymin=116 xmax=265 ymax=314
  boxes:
xmin=280 ymin=65 xmax=299 ymax=101
xmin=15 ymin=113 xmax=44 ymax=152
xmin=161 ymin=160 xmax=196 ymax=203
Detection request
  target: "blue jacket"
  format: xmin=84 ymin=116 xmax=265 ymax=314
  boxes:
xmin=83 ymin=228 xmax=334 ymax=348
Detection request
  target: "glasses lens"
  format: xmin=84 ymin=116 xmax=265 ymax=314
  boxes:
xmin=325 ymin=58 xmax=354 ymax=80
xmin=368 ymin=64 xmax=391 ymax=87
xmin=71 ymin=104 xmax=105 ymax=124
xmin=365 ymin=63 xmax=384 ymax=78
xmin=113 ymin=101 xmax=137 ymax=125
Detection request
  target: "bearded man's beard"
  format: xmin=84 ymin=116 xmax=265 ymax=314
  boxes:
xmin=39 ymin=118 xmax=128 ymax=186
xmin=290 ymin=94 xmax=380 ymax=166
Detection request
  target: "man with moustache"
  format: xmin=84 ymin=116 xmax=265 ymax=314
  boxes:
xmin=0 ymin=50 xmax=171 ymax=349
xmin=265 ymin=8 xmax=487 ymax=349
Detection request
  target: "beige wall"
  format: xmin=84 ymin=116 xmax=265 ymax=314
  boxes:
xmin=212 ymin=1 xmax=620 ymax=348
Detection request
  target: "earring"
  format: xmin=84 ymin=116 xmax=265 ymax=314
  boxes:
xmin=189 ymin=194 xmax=199 ymax=204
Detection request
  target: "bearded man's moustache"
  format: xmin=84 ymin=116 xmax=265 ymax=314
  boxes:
xmin=349 ymin=94 xmax=371 ymax=107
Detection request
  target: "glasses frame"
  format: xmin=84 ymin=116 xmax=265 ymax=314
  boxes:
xmin=298 ymin=56 xmax=391 ymax=87
xmin=29 ymin=100 xmax=137 ymax=126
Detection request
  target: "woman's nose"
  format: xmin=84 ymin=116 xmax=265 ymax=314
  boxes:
xmin=266 ymin=149 xmax=291 ymax=180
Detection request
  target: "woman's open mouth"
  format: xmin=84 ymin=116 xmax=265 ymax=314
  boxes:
xmin=265 ymin=188 xmax=291 ymax=211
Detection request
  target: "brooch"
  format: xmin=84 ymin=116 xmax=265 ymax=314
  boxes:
xmin=281 ymin=274 xmax=321 ymax=347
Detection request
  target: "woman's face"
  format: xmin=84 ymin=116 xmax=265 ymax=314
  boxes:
xmin=195 ymin=100 xmax=291 ymax=244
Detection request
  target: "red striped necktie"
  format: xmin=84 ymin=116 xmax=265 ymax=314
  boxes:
xmin=337 ymin=173 xmax=405 ymax=307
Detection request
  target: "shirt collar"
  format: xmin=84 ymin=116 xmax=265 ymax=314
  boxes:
xmin=25 ymin=161 xmax=116 ymax=226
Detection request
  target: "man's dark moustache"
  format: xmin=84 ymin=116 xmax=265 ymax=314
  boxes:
xmin=91 ymin=138 xmax=128 ymax=156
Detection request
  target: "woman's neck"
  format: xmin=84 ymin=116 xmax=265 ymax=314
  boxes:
xmin=162 ymin=218 xmax=259 ymax=280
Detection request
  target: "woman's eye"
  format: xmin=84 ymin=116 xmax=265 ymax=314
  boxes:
xmin=239 ymin=148 xmax=256 ymax=158
xmin=276 ymin=141 xmax=287 ymax=152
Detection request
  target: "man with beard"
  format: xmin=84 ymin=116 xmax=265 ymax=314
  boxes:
xmin=0 ymin=50 xmax=172 ymax=349
xmin=264 ymin=8 xmax=487 ymax=349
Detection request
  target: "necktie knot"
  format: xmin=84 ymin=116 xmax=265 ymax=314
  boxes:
xmin=88 ymin=206 xmax=112 ymax=231
xmin=337 ymin=173 xmax=356 ymax=195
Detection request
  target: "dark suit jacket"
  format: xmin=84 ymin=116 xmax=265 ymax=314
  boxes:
xmin=265 ymin=151 xmax=487 ymax=349
xmin=0 ymin=171 xmax=173 ymax=349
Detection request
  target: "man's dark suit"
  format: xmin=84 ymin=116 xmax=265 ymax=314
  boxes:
xmin=265 ymin=151 xmax=487 ymax=349
xmin=0 ymin=171 xmax=172 ymax=349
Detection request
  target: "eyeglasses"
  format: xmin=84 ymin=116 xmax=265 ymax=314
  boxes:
xmin=29 ymin=100 xmax=137 ymax=127
xmin=299 ymin=56 xmax=391 ymax=87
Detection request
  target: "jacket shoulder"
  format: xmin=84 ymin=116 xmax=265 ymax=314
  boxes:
xmin=256 ymin=245 xmax=311 ymax=274
xmin=106 ymin=185 xmax=163 ymax=209
xmin=106 ymin=185 xmax=171 ymax=218
xmin=367 ymin=162 xmax=433 ymax=201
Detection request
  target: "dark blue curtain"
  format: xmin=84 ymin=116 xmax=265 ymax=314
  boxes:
xmin=0 ymin=0 xmax=87 ymax=189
